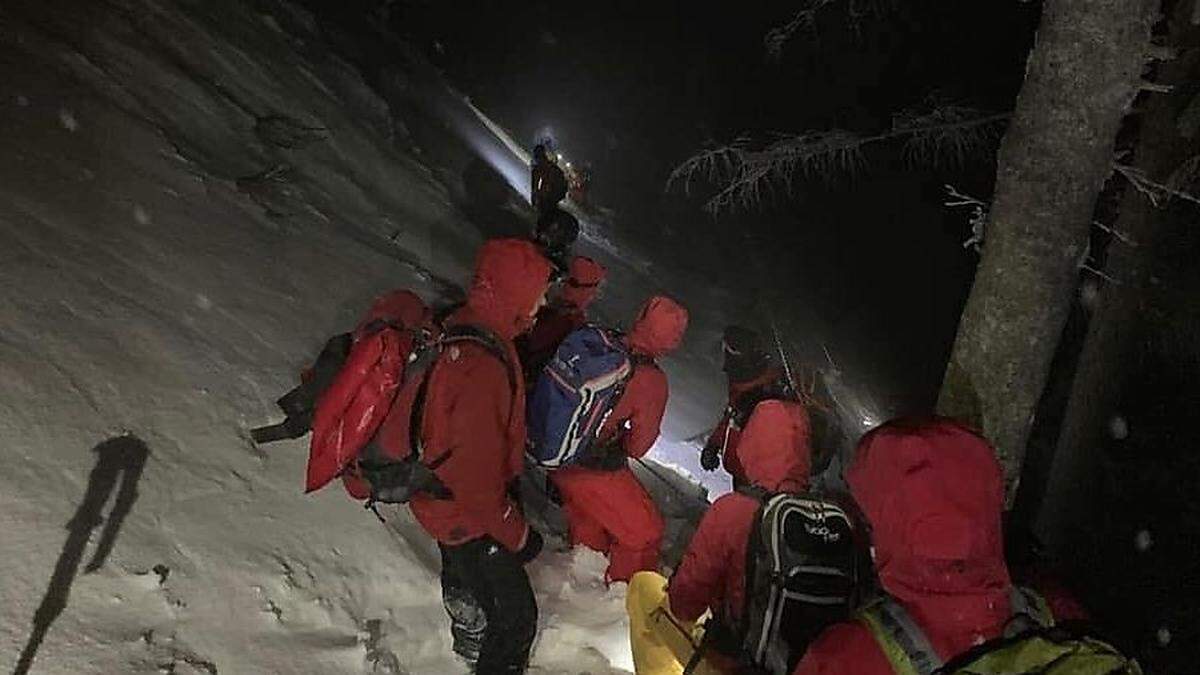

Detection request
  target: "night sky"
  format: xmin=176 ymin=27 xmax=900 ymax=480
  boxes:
xmin=379 ymin=0 xmax=1043 ymax=411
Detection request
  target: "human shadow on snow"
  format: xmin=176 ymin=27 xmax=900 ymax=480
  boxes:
xmin=14 ymin=435 xmax=150 ymax=675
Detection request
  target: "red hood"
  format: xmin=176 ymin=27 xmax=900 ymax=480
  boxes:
xmin=627 ymin=295 xmax=688 ymax=357
xmin=739 ymin=400 xmax=811 ymax=493
xmin=558 ymin=255 xmax=606 ymax=311
xmin=353 ymin=290 xmax=430 ymax=340
xmin=847 ymin=418 xmax=1010 ymax=604
xmin=463 ymin=239 xmax=553 ymax=340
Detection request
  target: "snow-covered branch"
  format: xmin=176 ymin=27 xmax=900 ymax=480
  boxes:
xmin=896 ymin=107 xmax=1008 ymax=168
xmin=944 ymin=184 xmax=988 ymax=251
xmin=670 ymin=107 xmax=1008 ymax=214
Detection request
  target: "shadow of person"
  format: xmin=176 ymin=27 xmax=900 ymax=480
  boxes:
xmin=14 ymin=435 xmax=150 ymax=675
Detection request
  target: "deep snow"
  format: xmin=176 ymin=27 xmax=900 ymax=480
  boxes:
xmin=0 ymin=1 xmax=735 ymax=672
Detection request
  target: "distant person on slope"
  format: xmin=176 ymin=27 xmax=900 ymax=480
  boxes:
xmin=517 ymin=255 xmax=608 ymax=380
xmin=533 ymin=206 xmax=579 ymax=278
xmin=531 ymin=143 xmax=568 ymax=220
xmin=549 ymin=295 xmax=689 ymax=583
xmin=374 ymin=238 xmax=552 ymax=673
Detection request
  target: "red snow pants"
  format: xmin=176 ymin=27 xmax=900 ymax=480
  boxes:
xmin=550 ymin=465 xmax=665 ymax=583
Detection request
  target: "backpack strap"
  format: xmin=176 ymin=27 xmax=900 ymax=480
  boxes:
xmin=1006 ymin=586 xmax=1054 ymax=636
xmin=732 ymin=487 xmax=778 ymax=660
xmin=859 ymin=587 xmax=1056 ymax=675
xmin=414 ymin=324 xmax=520 ymax=462
xmin=439 ymin=324 xmax=518 ymax=393
xmin=734 ymin=482 xmax=771 ymax=502
xmin=360 ymin=324 xmax=515 ymax=508
xmin=858 ymin=597 xmax=943 ymax=675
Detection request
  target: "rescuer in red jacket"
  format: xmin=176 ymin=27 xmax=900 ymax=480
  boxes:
xmin=550 ymin=295 xmax=690 ymax=583
xmin=700 ymin=325 xmax=792 ymax=485
xmin=793 ymin=418 xmax=1086 ymax=675
xmin=517 ymin=255 xmax=608 ymax=379
xmin=380 ymin=238 xmax=552 ymax=673
xmin=670 ymin=399 xmax=812 ymax=624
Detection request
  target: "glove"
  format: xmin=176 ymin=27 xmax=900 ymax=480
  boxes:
xmin=515 ymin=528 xmax=544 ymax=564
xmin=700 ymin=443 xmax=721 ymax=471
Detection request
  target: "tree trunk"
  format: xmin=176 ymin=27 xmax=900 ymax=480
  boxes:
xmin=937 ymin=0 xmax=1158 ymax=497
xmin=1037 ymin=4 xmax=1200 ymax=558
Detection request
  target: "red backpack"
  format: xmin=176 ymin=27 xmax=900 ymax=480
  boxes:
xmin=304 ymin=295 xmax=515 ymax=509
xmin=304 ymin=290 xmax=434 ymax=495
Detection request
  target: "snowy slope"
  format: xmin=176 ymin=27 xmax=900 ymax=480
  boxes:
xmin=0 ymin=1 xmax=640 ymax=673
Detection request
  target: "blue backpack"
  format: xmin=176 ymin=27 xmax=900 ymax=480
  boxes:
xmin=527 ymin=326 xmax=635 ymax=469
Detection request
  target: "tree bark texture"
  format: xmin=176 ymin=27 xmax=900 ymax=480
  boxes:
xmin=1038 ymin=4 xmax=1200 ymax=557
xmin=937 ymin=0 xmax=1158 ymax=497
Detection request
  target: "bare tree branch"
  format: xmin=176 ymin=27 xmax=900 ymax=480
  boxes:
xmin=1092 ymin=219 xmax=1138 ymax=246
xmin=764 ymin=1 xmax=834 ymax=61
xmin=944 ymin=184 xmax=989 ymax=251
xmin=670 ymin=108 xmax=1009 ymax=214
xmin=1081 ymin=262 xmax=1122 ymax=285
xmin=764 ymin=0 xmax=898 ymax=60
xmin=1115 ymin=162 xmax=1200 ymax=207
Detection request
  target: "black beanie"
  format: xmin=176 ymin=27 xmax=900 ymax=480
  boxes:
xmin=722 ymin=324 xmax=772 ymax=383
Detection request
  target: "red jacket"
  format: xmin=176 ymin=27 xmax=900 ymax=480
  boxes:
xmin=704 ymin=368 xmax=785 ymax=481
xmin=519 ymin=256 xmax=607 ymax=376
xmin=597 ymin=295 xmax=688 ymax=458
xmin=793 ymin=418 xmax=1085 ymax=675
xmin=669 ymin=400 xmax=812 ymax=623
xmin=382 ymin=239 xmax=551 ymax=552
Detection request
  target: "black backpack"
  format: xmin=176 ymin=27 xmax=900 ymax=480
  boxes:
xmin=735 ymin=487 xmax=865 ymax=674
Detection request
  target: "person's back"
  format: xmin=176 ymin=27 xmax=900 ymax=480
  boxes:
xmin=628 ymin=398 xmax=863 ymax=674
xmin=533 ymin=207 xmax=579 ymax=277
xmin=549 ymin=295 xmax=689 ymax=583
xmin=531 ymin=144 xmax=567 ymax=214
xmin=795 ymin=418 xmax=1062 ymax=675
xmin=376 ymin=238 xmax=552 ymax=673
xmin=701 ymin=325 xmax=794 ymax=484
xmin=596 ymin=296 xmax=690 ymax=458
xmin=670 ymin=400 xmax=813 ymax=627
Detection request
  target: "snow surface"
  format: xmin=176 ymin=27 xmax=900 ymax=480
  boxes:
xmin=0 ymin=1 xmax=706 ymax=672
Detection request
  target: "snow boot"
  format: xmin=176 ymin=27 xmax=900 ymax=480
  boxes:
xmin=443 ymin=586 xmax=486 ymax=667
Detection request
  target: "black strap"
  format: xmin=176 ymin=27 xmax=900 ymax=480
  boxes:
xmin=737 ymin=495 xmax=769 ymax=640
xmin=735 ymin=483 xmax=771 ymax=502
xmin=408 ymin=323 xmax=519 ymax=467
xmin=682 ymin=632 xmax=709 ymax=675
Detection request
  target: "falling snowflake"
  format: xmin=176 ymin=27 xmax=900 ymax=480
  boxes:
xmin=1157 ymin=627 xmax=1171 ymax=646
xmin=133 ymin=205 xmax=151 ymax=225
xmin=195 ymin=294 xmax=213 ymax=310
xmin=58 ymin=108 xmax=79 ymax=132
xmin=1109 ymin=415 xmax=1129 ymax=440
xmin=1134 ymin=529 xmax=1153 ymax=552
xmin=16 ymin=95 xmax=29 ymax=107
xmin=1079 ymin=277 xmax=1100 ymax=311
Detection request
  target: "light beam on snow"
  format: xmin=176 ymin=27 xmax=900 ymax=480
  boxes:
xmin=647 ymin=437 xmax=732 ymax=500
xmin=418 ymin=82 xmax=533 ymax=201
